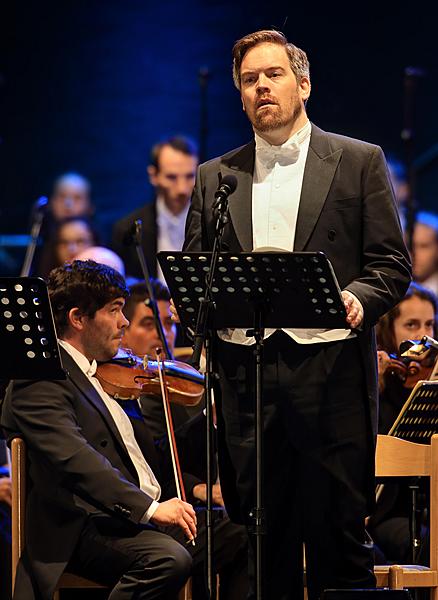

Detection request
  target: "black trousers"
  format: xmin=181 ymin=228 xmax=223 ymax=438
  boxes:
xmin=68 ymin=508 xmax=248 ymax=600
xmin=68 ymin=516 xmax=192 ymax=600
xmin=216 ymin=331 xmax=375 ymax=600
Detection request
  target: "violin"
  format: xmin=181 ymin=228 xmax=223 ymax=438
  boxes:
xmin=384 ymin=337 xmax=438 ymax=389
xmin=95 ymin=348 xmax=204 ymax=406
xmin=386 ymin=353 xmax=433 ymax=389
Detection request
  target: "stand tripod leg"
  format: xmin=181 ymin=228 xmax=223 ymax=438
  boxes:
xmin=249 ymin=312 xmax=266 ymax=600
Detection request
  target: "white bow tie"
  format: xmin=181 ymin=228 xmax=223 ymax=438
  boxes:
xmin=256 ymin=142 xmax=300 ymax=167
xmin=87 ymin=359 xmax=97 ymax=377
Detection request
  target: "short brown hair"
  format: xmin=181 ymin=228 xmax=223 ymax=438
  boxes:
xmin=232 ymin=29 xmax=310 ymax=90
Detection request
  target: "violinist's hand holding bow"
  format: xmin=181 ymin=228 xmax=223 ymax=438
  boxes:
xmin=342 ymin=290 xmax=364 ymax=329
xmin=151 ymin=498 xmax=197 ymax=543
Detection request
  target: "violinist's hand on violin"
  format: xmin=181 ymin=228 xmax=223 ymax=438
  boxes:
xmin=377 ymin=350 xmax=391 ymax=377
xmin=377 ymin=349 xmax=391 ymax=393
xmin=151 ymin=498 xmax=197 ymax=542
xmin=192 ymin=482 xmax=225 ymax=507
xmin=341 ymin=290 xmax=364 ymax=329
xmin=170 ymin=299 xmax=180 ymax=324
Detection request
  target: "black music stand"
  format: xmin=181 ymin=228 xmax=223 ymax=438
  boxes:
xmin=158 ymin=251 xmax=347 ymax=331
xmin=159 ymin=250 xmax=348 ymax=599
xmin=0 ymin=277 xmax=65 ymax=380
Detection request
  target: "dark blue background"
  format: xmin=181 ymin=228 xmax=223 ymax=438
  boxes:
xmin=2 ymin=2 xmax=438 ymax=248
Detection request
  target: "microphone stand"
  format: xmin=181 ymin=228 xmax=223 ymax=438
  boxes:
xmin=401 ymin=67 xmax=424 ymax=252
xmin=198 ymin=67 xmax=210 ymax=164
xmin=20 ymin=196 xmax=48 ymax=277
xmin=190 ymin=192 xmax=230 ymax=600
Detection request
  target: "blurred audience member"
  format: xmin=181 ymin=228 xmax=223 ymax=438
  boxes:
xmin=74 ymin=246 xmax=125 ymax=276
xmin=37 ymin=217 xmax=98 ymax=279
xmin=112 ymin=136 xmax=198 ymax=281
xmin=412 ymin=211 xmax=438 ymax=295
xmin=48 ymin=172 xmax=94 ymax=221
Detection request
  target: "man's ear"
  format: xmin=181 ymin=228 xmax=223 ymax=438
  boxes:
xmin=299 ymin=76 xmax=311 ymax=103
xmin=68 ymin=307 xmax=86 ymax=332
xmin=147 ymin=165 xmax=158 ymax=186
xmin=241 ymin=95 xmax=246 ymax=112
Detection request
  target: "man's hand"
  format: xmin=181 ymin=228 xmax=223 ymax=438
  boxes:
xmin=151 ymin=498 xmax=197 ymax=542
xmin=341 ymin=290 xmax=364 ymax=329
xmin=0 ymin=477 xmax=12 ymax=506
xmin=192 ymin=482 xmax=225 ymax=507
xmin=170 ymin=299 xmax=180 ymax=324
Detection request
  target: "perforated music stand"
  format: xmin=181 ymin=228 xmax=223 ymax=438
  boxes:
xmin=158 ymin=251 xmax=347 ymax=331
xmin=389 ymin=380 xmax=438 ymax=443
xmin=0 ymin=277 xmax=65 ymax=380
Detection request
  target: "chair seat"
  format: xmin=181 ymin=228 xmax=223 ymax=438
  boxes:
xmin=374 ymin=564 xmax=438 ymax=588
xmin=56 ymin=572 xmax=108 ymax=589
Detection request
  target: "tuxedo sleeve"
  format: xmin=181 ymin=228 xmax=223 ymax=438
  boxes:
xmin=343 ymin=145 xmax=411 ymax=326
xmin=4 ymin=378 xmax=155 ymax=524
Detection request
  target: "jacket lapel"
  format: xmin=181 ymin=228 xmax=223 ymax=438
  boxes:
xmin=220 ymin=141 xmax=255 ymax=251
xmin=61 ymin=349 xmax=131 ymax=458
xmin=293 ymin=124 xmax=342 ymax=251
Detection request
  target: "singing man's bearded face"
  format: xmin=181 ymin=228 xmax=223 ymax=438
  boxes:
xmin=239 ymin=42 xmax=310 ymax=135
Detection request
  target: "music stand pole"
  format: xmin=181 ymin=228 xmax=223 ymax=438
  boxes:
xmin=190 ymin=204 xmax=230 ymax=600
xmin=249 ymin=305 xmax=266 ymax=600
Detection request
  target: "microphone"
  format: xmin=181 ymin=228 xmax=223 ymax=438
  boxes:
xmin=32 ymin=196 xmax=48 ymax=214
xmin=213 ymin=175 xmax=237 ymax=216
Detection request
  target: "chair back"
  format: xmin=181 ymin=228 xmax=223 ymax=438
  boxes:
xmin=11 ymin=437 xmax=26 ymax=593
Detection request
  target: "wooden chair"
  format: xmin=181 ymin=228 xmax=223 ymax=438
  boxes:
xmin=373 ymin=434 xmax=438 ymax=598
xmin=11 ymin=437 xmax=193 ymax=599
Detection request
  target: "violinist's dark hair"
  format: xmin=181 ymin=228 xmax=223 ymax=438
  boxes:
xmin=123 ymin=279 xmax=170 ymax=322
xmin=149 ymin=136 xmax=198 ymax=171
xmin=376 ymin=282 xmax=437 ymax=355
xmin=48 ymin=259 xmax=129 ymax=337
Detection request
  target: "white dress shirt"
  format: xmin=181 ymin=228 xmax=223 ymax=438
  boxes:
xmin=156 ymin=195 xmax=190 ymax=283
xmin=219 ymin=120 xmax=361 ymax=346
xmin=59 ymin=340 xmax=160 ymax=521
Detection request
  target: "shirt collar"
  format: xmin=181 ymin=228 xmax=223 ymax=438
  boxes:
xmin=58 ymin=339 xmax=97 ymax=377
xmin=156 ymin=195 xmax=190 ymax=223
xmin=255 ymin=119 xmax=311 ymax=152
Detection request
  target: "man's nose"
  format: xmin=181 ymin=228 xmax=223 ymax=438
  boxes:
xmin=177 ymin=179 xmax=192 ymax=196
xmin=256 ymin=74 xmax=270 ymax=92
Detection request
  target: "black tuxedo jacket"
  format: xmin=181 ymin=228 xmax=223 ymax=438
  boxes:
xmin=0 ymin=348 xmax=200 ymax=600
xmin=183 ymin=124 xmax=411 ymax=516
xmin=112 ymin=201 xmax=158 ymax=279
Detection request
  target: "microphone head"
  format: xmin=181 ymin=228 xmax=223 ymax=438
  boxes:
xmin=220 ymin=174 xmax=237 ymax=194
xmin=34 ymin=196 xmax=48 ymax=212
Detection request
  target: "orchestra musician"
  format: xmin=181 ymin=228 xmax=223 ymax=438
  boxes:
xmin=1 ymin=260 xmax=195 ymax=600
xmin=368 ymin=282 xmax=437 ymax=564
xmin=181 ymin=29 xmax=412 ymax=599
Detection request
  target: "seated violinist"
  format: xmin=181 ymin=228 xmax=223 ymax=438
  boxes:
xmin=368 ymin=282 xmax=437 ymax=564
xmin=1 ymin=260 xmax=196 ymax=600
xmin=122 ymin=279 xmax=249 ymax=600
